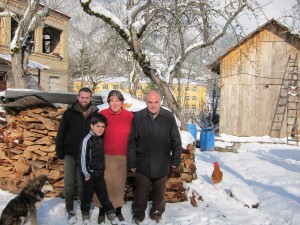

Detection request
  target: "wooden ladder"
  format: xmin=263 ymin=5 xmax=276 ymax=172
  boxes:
xmin=270 ymin=54 xmax=299 ymax=146
xmin=286 ymin=55 xmax=299 ymax=145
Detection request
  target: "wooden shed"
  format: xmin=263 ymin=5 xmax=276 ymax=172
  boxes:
xmin=209 ymin=19 xmax=299 ymax=143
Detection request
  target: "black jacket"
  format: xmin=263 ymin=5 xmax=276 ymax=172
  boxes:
xmin=55 ymin=102 xmax=98 ymax=159
xmin=127 ymin=107 xmax=182 ymax=178
xmin=80 ymin=131 xmax=105 ymax=178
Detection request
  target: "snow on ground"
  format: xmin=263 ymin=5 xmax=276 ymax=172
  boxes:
xmin=0 ymin=135 xmax=299 ymax=225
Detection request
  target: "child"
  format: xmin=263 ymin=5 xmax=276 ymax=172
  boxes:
xmin=79 ymin=114 xmax=118 ymax=225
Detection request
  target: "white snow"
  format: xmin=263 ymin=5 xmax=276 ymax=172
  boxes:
xmin=1 ymin=136 xmax=299 ymax=225
xmin=230 ymin=184 xmax=259 ymax=208
xmin=180 ymin=130 xmax=195 ymax=149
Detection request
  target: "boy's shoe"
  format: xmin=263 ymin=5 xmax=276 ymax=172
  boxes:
xmin=66 ymin=210 xmax=77 ymax=224
xmin=107 ymin=213 xmax=118 ymax=225
xmin=117 ymin=213 xmax=125 ymax=221
xmin=109 ymin=217 xmax=120 ymax=225
xmin=98 ymin=214 xmax=105 ymax=224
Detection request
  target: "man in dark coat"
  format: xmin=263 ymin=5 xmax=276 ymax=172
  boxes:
xmin=128 ymin=90 xmax=182 ymax=224
xmin=55 ymin=87 xmax=98 ymax=224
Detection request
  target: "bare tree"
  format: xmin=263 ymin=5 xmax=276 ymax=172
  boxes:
xmin=0 ymin=0 xmax=50 ymax=88
xmin=282 ymin=0 xmax=300 ymax=31
xmin=80 ymin=0 xmax=263 ymax=128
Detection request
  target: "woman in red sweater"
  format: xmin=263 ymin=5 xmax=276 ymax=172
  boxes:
xmin=98 ymin=90 xmax=133 ymax=224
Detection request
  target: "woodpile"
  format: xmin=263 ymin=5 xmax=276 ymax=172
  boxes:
xmin=180 ymin=143 xmax=197 ymax=182
xmin=0 ymin=107 xmax=66 ymax=197
xmin=124 ymin=143 xmax=197 ymax=203
xmin=0 ymin=105 xmax=197 ymax=203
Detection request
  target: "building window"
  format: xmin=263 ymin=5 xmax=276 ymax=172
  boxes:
xmin=43 ymin=26 xmax=62 ymax=53
xmin=185 ymin=96 xmax=189 ymax=100
xmin=186 ymin=86 xmax=190 ymax=91
xmin=192 ymin=96 xmax=196 ymax=101
xmin=113 ymin=84 xmax=118 ymax=89
xmin=103 ymin=84 xmax=108 ymax=89
xmin=185 ymin=105 xmax=189 ymax=109
xmin=193 ymin=87 xmax=197 ymax=91
xmin=137 ymin=85 xmax=142 ymax=90
xmin=192 ymin=105 xmax=196 ymax=109
xmin=178 ymin=87 xmax=181 ymax=91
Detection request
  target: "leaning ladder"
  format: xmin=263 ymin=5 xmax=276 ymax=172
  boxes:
xmin=286 ymin=55 xmax=299 ymax=145
xmin=269 ymin=54 xmax=299 ymax=145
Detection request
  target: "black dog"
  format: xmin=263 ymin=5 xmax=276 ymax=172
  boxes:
xmin=0 ymin=175 xmax=54 ymax=225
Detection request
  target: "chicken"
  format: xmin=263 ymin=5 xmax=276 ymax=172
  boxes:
xmin=211 ymin=161 xmax=223 ymax=187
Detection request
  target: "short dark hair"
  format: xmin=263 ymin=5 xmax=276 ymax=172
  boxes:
xmin=91 ymin=114 xmax=107 ymax=126
xmin=107 ymin=90 xmax=125 ymax=103
xmin=78 ymin=87 xmax=92 ymax=96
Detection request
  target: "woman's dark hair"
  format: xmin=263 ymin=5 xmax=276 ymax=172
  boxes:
xmin=107 ymin=90 xmax=125 ymax=103
xmin=91 ymin=114 xmax=107 ymax=126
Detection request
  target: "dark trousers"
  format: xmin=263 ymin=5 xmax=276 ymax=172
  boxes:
xmin=81 ymin=170 xmax=114 ymax=215
xmin=64 ymin=155 xmax=82 ymax=211
xmin=132 ymin=172 xmax=167 ymax=220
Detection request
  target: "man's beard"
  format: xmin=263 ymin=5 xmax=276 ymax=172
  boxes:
xmin=80 ymin=103 xmax=90 ymax=111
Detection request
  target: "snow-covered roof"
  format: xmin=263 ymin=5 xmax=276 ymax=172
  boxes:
xmin=0 ymin=54 xmax=50 ymax=70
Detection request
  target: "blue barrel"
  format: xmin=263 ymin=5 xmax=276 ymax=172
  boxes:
xmin=186 ymin=123 xmax=197 ymax=141
xmin=200 ymin=128 xmax=215 ymax=151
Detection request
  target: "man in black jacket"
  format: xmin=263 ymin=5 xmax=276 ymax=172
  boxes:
xmin=55 ymin=87 xmax=98 ymax=224
xmin=128 ymin=90 xmax=182 ymax=224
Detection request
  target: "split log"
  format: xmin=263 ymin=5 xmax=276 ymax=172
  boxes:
xmin=0 ymin=106 xmax=66 ymax=197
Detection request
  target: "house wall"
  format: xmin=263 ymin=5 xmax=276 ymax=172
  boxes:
xmin=0 ymin=0 xmax=70 ymax=92
xmin=219 ymin=24 xmax=300 ymax=137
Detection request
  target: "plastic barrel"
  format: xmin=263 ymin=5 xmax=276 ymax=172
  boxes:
xmin=200 ymin=128 xmax=215 ymax=151
xmin=186 ymin=123 xmax=197 ymax=141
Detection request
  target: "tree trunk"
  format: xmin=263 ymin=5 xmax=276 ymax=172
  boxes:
xmin=10 ymin=52 xmax=27 ymax=89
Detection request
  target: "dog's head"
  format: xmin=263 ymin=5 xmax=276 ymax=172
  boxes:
xmin=31 ymin=175 xmax=54 ymax=194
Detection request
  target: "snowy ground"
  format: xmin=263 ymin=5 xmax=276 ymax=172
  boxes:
xmin=0 ymin=134 xmax=299 ymax=225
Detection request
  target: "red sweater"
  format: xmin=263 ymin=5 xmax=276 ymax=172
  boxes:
xmin=100 ymin=107 xmax=133 ymax=155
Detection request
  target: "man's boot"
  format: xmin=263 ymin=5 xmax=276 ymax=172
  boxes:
xmin=65 ymin=197 xmax=76 ymax=224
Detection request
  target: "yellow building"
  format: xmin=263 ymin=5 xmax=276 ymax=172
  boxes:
xmin=0 ymin=0 xmax=70 ymax=91
xmin=74 ymin=76 xmax=206 ymax=111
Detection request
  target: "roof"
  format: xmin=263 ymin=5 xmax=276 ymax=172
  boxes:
xmin=208 ymin=19 xmax=300 ymax=74
xmin=0 ymin=54 xmax=50 ymax=70
xmin=0 ymin=89 xmax=103 ymax=109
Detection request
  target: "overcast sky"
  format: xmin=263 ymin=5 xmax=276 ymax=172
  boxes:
xmin=239 ymin=0 xmax=296 ymax=33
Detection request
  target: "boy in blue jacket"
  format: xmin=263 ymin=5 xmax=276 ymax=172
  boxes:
xmin=80 ymin=114 xmax=118 ymax=225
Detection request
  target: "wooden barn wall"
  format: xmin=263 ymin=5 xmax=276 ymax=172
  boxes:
xmin=219 ymin=25 xmax=300 ymax=137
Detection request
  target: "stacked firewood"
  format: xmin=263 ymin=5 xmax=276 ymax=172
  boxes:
xmin=0 ymin=107 xmax=66 ymax=197
xmin=180 ymin=144 xmax=197 ymax=182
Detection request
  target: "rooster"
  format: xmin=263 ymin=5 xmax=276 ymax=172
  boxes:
xmin=211 ymin=161 xmax=223 ymax=188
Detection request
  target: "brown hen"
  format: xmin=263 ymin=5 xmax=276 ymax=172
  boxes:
xmin=211 ymin=161 xmax=223 ymax=187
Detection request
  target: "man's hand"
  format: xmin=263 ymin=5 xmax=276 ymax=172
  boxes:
xmin=85 ymin=175 xmax=90 ymax=181
xmin=130 ymin=168 xmax=136 ymax=172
